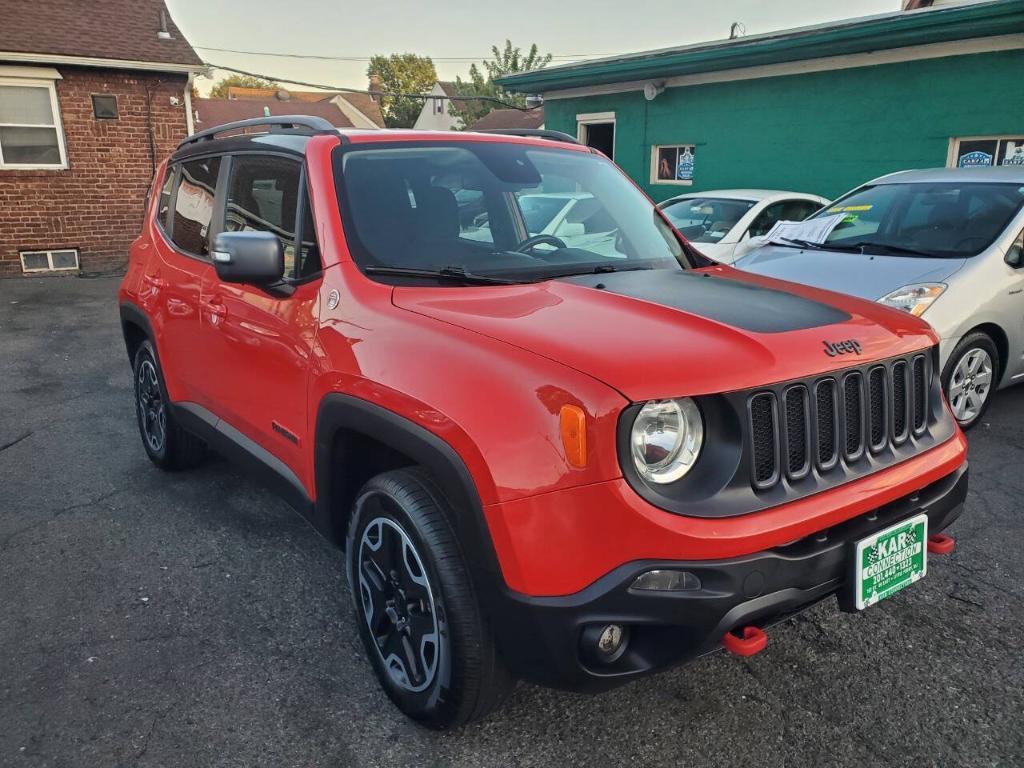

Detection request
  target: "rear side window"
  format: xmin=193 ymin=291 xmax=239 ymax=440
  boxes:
xmin=156 ymin=168 xmax=174 ymax=229
xmin=171 ymin=156 xmax=221 ymax=256
xmin=225 ymin=154 xmax=302 ymax=277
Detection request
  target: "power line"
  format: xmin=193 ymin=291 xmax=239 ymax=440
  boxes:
xmin=195 ymin=44 xmax=619 ymax=63
xmin=203 ymin=63 xmax=538 ymax=111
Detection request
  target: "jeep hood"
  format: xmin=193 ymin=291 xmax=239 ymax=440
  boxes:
xmin=735 ymin=245 xmax=966 ymax=301
xmin=392 ymin=266 xmax=938 ymax=402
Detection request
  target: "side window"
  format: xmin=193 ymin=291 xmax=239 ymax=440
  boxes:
xmin=157 ymin=167 xmax=174 ymax=229
xmin=782 ymin=199 xmax=822 ymax=222
xmin=171 ymin=156 xmax=221 ymax=256
xmin=225 ymin=154 xmax=301 ymax=277
xmin=748 ymin=201 xmax=788 ymax=238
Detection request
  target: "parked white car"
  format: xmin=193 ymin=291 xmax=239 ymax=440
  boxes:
xmin=658 ymin=190 xmax=829 ymax=264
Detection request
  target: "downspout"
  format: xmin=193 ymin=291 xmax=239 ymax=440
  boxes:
xmin=184 ymin=71 xmax=195 ymax=135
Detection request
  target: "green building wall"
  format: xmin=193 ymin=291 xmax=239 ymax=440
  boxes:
xmin=543 ymin=49 xmax=1024 ymax=202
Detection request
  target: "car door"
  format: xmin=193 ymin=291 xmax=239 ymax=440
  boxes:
xmin=146 ymin=155 xmax=223 ymax=404
xmin=198 ymin=153 xmax=323 ymax=482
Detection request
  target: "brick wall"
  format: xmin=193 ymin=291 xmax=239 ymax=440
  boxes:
xmin=0 ymin=66 xmax=190 ymax=277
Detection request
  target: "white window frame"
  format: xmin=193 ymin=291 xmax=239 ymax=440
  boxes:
xmin=576 ymin=111 xmax=615 ymax=159
xmin=650 ymin=143 xmax=697 ymax=186
xmin=947 ymin=135 xmax=1024 ymax=169
xmin=19 ymin=248 xmax=79 ymax=273
xmin=0 ymin=77 xmax=69 ymax=170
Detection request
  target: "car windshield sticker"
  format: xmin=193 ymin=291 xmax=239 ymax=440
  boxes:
xmin=827 ymin=204 xmax=873 ymax=214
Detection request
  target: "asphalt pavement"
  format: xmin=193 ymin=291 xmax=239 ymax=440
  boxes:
xmin=1 ymin=275 xmax=1022 ymax=767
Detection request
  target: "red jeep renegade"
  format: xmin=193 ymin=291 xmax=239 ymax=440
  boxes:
xmin=119 ymin=117 xmax=968 ymax=728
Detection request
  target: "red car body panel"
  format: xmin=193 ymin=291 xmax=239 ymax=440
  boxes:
xmin=120 ymin=131 xmax=967 ymax=608
xmin=485 ymin=430 xmax=966 ymax=596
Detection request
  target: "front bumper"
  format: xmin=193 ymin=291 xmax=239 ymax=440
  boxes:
xmin=489 ymin=462 xmax=967 ymax=692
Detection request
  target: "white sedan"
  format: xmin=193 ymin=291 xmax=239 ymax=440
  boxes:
xmin=658 ymin=189 xmax=829 ymax=264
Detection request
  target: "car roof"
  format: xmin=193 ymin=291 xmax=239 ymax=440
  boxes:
xmin=172 ymin=126 xmax=592 ymax=163
xmin=660 ymin=189 xmax=826 ymax=204
xmin=869 ymin=167 xmax=1024 ymax=185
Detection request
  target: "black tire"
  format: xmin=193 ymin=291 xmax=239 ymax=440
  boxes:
xmin=346 ymin=468 xmax=513 ymax=729
xmin=941 ymin=331 xmax=999 ymax=431
xmin=132 ymin=340 xmax=206 ymax=470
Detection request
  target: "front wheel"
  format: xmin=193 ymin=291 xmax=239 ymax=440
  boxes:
xmin=346 ymin=468 xmax=513 ymax=728
xmin=942 ymin=332 xmax=998 ymax=430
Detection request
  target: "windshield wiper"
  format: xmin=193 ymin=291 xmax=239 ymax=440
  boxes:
xmin=772 ymin=237 xmax=853 ymax=252
xmin=543 ymin=264 xmax=657 ymax=279
xmin=363 ymin=265 xmax=519 ymax=285
xmin=843 ymin=241 xmax=937 ymax=258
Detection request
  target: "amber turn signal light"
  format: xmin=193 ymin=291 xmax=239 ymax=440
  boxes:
xmin=560 ymin=405 xmax=587 ymax=468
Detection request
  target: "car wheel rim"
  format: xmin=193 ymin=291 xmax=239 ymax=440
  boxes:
xmin=357 ymin=507 xmax=440 ymax=693
xmin=949 ymin=348 xmax=993 ymax=424
xmin=137 ymin=359 xmax=166 ymax=452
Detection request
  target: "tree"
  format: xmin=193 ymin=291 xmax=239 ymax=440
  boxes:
xmin=208 ymin=74 xmax=278 ymax=99
xmin=367 ymin=53 xmax=438 ymax=128
xmin=450 ymin=41 xmax=552 ymax=127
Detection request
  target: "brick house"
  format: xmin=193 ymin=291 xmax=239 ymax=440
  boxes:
xmin=0 ymin=0 xmax=205 ymax=277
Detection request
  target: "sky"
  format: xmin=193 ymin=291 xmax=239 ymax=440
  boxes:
xmin=166 ymin=0 xmax=901 ymax=96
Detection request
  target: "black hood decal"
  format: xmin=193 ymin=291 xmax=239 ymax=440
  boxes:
xmin=560 ymin=269 xmax=850 ymax=334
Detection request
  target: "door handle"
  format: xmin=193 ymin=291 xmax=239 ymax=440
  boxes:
xmin=202 ymin=298 xmax=228 ymax=320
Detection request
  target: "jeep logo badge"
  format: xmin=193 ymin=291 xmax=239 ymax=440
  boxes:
xmin=823 ymin=339 xmax=863 ymax=357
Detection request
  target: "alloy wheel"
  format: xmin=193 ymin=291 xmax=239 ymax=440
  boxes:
xmin=137 ymin=359 xmax=166 ymax=452
xmin=357 ymin=509 xmax=440 ymax=693
xmin=949 ymin=347 xmax=993 ymax=424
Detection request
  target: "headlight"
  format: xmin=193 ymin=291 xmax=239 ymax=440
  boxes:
xmin=878 ymin=283 xmax=946 ymax=317
xmin=630 ymin=398 xmax=703 ymax=484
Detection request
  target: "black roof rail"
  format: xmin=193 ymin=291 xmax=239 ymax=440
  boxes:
xmin=477 ymin=128 xmax=581 ymax=145
xmin=178 ymin=115 xmax=338 ymax=149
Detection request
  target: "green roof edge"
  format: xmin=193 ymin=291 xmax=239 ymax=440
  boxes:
xmin=498 ymin=1 xmax=1024 ymax=92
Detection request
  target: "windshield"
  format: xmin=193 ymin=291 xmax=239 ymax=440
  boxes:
xmin=660 ymin=197 xmax=756 ymax=243
xmin=333 ymin=143 xmax=689 ymax=282
xmin=809 ymin=181 xmax=1024 ymax=258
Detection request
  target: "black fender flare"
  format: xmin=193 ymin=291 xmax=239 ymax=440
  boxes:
xmin=313 ymin=393 xmax=504 ymax=585
xmin=118 ymin=301 xmax=156 ymax=365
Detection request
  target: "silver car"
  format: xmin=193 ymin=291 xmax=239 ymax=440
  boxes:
xmin=736 ymin=167 xmax=1024 ymax=429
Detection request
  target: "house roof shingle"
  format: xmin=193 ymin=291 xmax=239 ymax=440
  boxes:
xmin=226 ymin=86 xmax=386 ymax=128
xmin=468 ymin=107 xmax=544 ymax=131
xmin=193 ymin=98 xmax=355 ymax=130
xmin=0 ymin=0 xmax=203 ymax=69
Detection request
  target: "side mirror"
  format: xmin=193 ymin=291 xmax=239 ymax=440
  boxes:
xmin=212 ymin=231 xmax=284 ymax=285
xmin=1006 ymin=242 xmax=1024 ymax=269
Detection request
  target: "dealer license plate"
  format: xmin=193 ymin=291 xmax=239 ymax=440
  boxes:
xmin=854 ymin=513 xmax=928 ymax=611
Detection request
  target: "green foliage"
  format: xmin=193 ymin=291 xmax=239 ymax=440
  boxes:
xmin=367 ymin=53 xmax=439 ymax=128
xmin=208 ymin=74 xmax=277 ymax=99
xmin=450 ymin=41 xmax=552 ymax=127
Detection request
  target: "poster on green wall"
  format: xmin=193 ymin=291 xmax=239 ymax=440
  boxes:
xmin=955 ymin=138 xmax=1024 ymax=168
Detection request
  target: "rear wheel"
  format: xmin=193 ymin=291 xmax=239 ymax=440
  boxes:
xmin=942 ymin=332 xmax=998 ymax=430
xmin=132 ymin=340 xmax=206 ymax=470
xmin=346 ymin=468 xmax=513 ymax=728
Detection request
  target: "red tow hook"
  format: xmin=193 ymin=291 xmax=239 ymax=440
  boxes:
xmin=928 ymin=533 xmax=956 ymax=555
xmin=722 ymin=626 xmax=768 ymax=657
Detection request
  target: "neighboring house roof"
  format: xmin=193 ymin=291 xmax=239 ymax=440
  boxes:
xmin=437 ymin=81 xmax=473 ymax=116
xmin=225 ymin=86 xmax=385 ymax=128
xmin=468 ymin=107 xmax=544 ymax=131
xmin=193 ymin=98 xmax=355 ymax=129
xmin=0 ymin=0 xmax=204 ymax=72
xmin=499 ymin=0 xmax=1024 ymax=92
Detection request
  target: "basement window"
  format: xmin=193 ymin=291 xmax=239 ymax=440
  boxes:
xmin=651 ymin=144 xmax=696 ymax=185
xmin=92 ymin=94 xmax=119 ymax=120
xmin=20 ymin=249 xmax=79 ymax=273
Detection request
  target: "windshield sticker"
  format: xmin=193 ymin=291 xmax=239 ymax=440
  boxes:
xmin=827 ymin=204 xmax=873 ymax=214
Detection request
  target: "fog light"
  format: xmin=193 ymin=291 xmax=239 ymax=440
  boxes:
xmin=581 ymin=623 xmax=630 ymax=664
xmin=630 ymin=569 xmax=701 ymax=592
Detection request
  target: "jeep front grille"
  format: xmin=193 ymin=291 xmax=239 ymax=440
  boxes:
xmin=747 ymin=353 xmax=932 ymax=491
